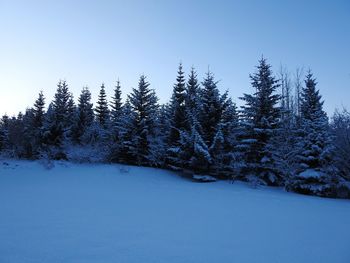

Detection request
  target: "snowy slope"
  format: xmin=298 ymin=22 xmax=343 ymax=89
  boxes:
xmin=0 ymin=160 xmax=349 ymax=263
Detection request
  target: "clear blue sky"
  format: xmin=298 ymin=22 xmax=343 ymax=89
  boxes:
xmin=0 ymin=0 xmax=349 ymax=116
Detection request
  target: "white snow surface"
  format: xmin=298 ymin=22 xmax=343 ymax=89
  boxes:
xmin=192 ymin=174 xmax=217 ymax=182
xmin=0 ymin=160 xmax=350 ymax=263
xmin=298 ymin=169 xmax=324 ymax=179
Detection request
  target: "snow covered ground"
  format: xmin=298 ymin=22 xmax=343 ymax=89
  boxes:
xmin=0 ymin=160 xmax=350 ymax=263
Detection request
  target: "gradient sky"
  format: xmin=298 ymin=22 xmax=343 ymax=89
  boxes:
xmin=0 ymin=0 xmax=349 ymax=116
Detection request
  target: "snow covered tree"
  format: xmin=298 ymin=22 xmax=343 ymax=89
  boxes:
xmin=42 ymin=103 xmax=64 ymax=156
xmin=276 ymin=67 xmax=298 ymax=178
xmin=296 ymin=72 xmax=332 ymax=171
xmin=166 ymin=63 xmax=187 ymax=169
xmin=168 ymin=63 xmax=187 ymax=146
xmin=179 ymin=117 xmax=211 ymax=174
xmin=66 ymin=93 xmax=76 ymax=131
xmin=72 ymin=87 xmax=94 ymax=144
xmin=184 ymin=67 xmax=202 ymax=129
xmin=238 ymin=58 xmax=282 ymax=185
xmin=5 ymin=114 xmax=25 ymax=157
xmin=210 ymin=98 xmax=240 ymax=178
xmin=108 ymin=80 xmax=124 ymax=160
xmin=110 ymin=80 xmax=123 ymax=135
xmin=0 ymin=116 xmax=7 ymax=152
xmin=287 ymin=72 xmax=339 ymax=197
xmin=33 ymin=91 xmax=46 ymax=130
xmin=200 ymin=70 xmax=222 ymax=146
xmin=117 ymin=99 xmax=136 ymax=164
xmin=331 ymin=109 xmax=350 ymax=181
xmin=42 ymin=80 xmax=73 ymax=152
xmin=27 ymin=91 xmax=46 ymax=156
xmin=52 ymin=80 xmax=72 ymax=127
xmin=95 ymin=83 xmax=110 ymax=129
xmin=127 ymin=75 xmax=159 ymax=166
xmin=0 ymin=115 xmax=10 ymax=153
xmin=176 ymin=68 xmax=211 ymax=174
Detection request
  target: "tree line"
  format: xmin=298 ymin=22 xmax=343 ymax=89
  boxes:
xmin=1 ymin=58 xmax=349 ymax=198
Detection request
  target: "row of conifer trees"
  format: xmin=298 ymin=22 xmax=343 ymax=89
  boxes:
xmin=1 ymin=58 xmax=349 ymax=198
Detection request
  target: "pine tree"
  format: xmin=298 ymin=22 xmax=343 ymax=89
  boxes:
xmin=42 ymin=80 xmax=72 ymax=150
xmin=118 ymin=99 xmax=136 ymax=164
xmin=128 ymin=75 xmax=159 ymax=166
xmin=239 ymin=58 xmax=282 ymax=185
xmin=29 ymin=91 xmax=46 ymax=156
xmin=42 ymin=103 xmax=63 ymax=148
xmin=0 ymin=115 xmax=9 ymax=153
xmin=0 ymin=115 xmax=8 ymax=152
xmin=176 ymin=67 xmax=211 ymax=173
xmin=33 ymin=91 xmax=46 ymax=129
xmin=72 ymin=87 xmax=94 ymax=143
xmin=277 ymin=68 xmax=298 ymax=178
xmin=184 ymin=67 xmax=202 ymax=129
xmin=331 ymin=109 xmax=350 ymax=182
xmin=109 ymin=80 xmax=124 ymax=161
xmin=66 ymin=93 xmax=76 ymax=130
xmin=5 ymin=114 xmax=26 ymax=157
xmin=287 ymin=71 xmax=337 ymax=196
xmin=168 ymin=63 xmax=187 ymax=146
xmin=110 ymin=80 xmax=123 ymax=138
xmin=95 ymin=83 xmax=110 ymax=128
xmin=52 ymin=80 xmax=71 ymax=126
xmin=166 ymin=63 xmax=187 ymax=169
xmin=210 ymin=98 xmax=239 ymax=177
xmin=201 ymin=70 xmax=222 ymax=146
xmin=179 ymin=117 xmax=211 ymax=174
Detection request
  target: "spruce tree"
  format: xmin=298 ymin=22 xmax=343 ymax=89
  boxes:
xmin=287 ymin=72 xmax=337 ymax=196
xmin=128 ymin=75 xmax=159 ymax=166
xmin=42 ymin=80 xmax=72 ymax=151
xmin=33 ymin=91 xmax=46 ymax=129
xmin=42 ymin=103 xmax=64 ymax=150
xmin=0 ymin=115 xmax=10 ymax=152
xmin=72 ymin=87 xmax=94 ymax=143
xmin=109 ymin=80 xmax=124 ymax=161
xmin=95 ymin=83 xmax=110 ymax=128
xmin=210 ymin=98 xmax=239 ymax=177
xmin=331 ymin=109 xmax=350 ymax=183
xmin=0 ymin=116 xmax=7 ymax=152
xmin=239 ymin=58 xmax=282 ymax=185
xmin=201 ymin=70 xmax=222 ymax=146
xmin=110 ymin=80 xmax=123 ymax=138
xmin=66 ymin=93 xmax=76 ymax=130
xmin=184 ymin=67 xmax=202 ymax=129
xmin=297 ymin=72 xmax=330 ymax=170
xmin=29 ymin=91 xmax=46 ymax=156
xmin=166 ymin=63 xmax=187 ymax=169
xmin=52 ymin=80 xmax=71 ymax=126
xmin=177 ymin=68 xmax=211 ymax=174
xmin=179 ymin=117 xmax=211 ymax=174
xmin=168 ymin=63 xmax=187 ymax=146
xmin=118 ymin=99 xmax=136 ymax=164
